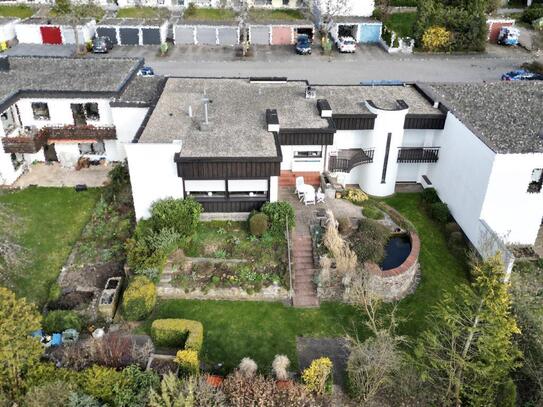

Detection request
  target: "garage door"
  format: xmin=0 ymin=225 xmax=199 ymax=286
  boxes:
xmin=359 ymin=24 xmax=381 ymax=43
xmin=119 ymin=28 xmax=140 ymax=45
xmin=61 ymin=27 xmax=76 ymax=44
xmin=217 ymin=27 xmax=237 ymax=46
xmin=40 ymin=26 xmax=62 ymax=45
xmin=250 ymin=26 xmax=269 ymax=45
xmin=174 ymin=26 xmax=195 ymax=44
xmin=142 ymin=28 xmax=161 ymax=44
xmin=271 ymin=26 xmax=292 ymax=45
xmin=196 ymin=27 xmax=217 ymax=45
xmin=96 ymin=27 xmax=118 ymax=45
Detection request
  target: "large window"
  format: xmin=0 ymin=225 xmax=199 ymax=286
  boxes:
xmin=185 ymin=180 xmax=226 ymax=198
xmin=528 ymin=168 xmax=543 ymax=193
xmin=84 ymin=103 xmax=100 ymax=121
xmin=228 ymin=179 xmax=268 ymax=198
xmin=31 ymin=102 xmax=50 ymax=120
xmin=78 ymin=141 xmax=105 ymax=155
xmin=294 ymin=150 xmax=322 ymax=159
xmin=184 ymin=179 xmax=268 ymax=199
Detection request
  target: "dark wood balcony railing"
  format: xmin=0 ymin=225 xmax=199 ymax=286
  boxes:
xmin=1 ymin=130 xmax=47 ymax=154
xmin=397 ymin=147 xmax=440 ymax=163
xmin=328 ymin=149 xmax=374 ymax=172
xmin=40 ymin=125 xmax=117 ymax=141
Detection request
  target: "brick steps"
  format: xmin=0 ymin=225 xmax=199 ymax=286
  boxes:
xmin=292 ymin=235 xmax=319 ymax=308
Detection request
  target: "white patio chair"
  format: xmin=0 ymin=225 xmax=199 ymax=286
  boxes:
xmin=295 ymin=176 xmax=305 ymax=199
xmin=304 ymin=190 xmax=316 ymax=206
xmin=316 ymin=187 xmax=325 ymax=204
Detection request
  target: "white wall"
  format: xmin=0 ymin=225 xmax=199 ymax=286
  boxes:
xmin=0 ymin=20 xmax=18 ymax=43
xmin=313 ymin=0 xmax=375 ymax=20
xmin=280 ymin=145 xmax=325 ymax=172
xmin=481 ymin=153 xmax=543 ymax=246
xmin=270 ymin=175 xmax=279 ymax=202
xmin=111 ymin=106 xmax=149 ymax=159
xmin=126 ymin=143 xmax=183 ymax=220
xmin=55 ymin=142 xmax=81 ymax=167
xmin=14 ymin=24 xmax=42 ymax=44
xmin=427 ymin=112 xmax=496 ymax=248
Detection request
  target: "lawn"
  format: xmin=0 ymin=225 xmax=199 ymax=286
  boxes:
xmin=116 ymin=7 xmax=169 ymax=19
xmin=183 ymin=7 xmax=236 ymax=21
xmin=0 ymin=187 xmax=101 ymax=305
xmin=143 ymin=193 xmax=469 ymax=371
xmin=0 ymin=4 xmax=35 ymax=18
xmin=385 ymin=12 xmax=417 ymax=38
xmin=248 ymin=8 xmax=305 ymax=21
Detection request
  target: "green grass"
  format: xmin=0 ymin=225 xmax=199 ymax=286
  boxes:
xmin=385 ymin=12 xmax=417 ymax=38
xmin=390 ymin=0 xmax=419 ymax=6
xmin=0 ymin=4 xmax=35 ymax=18
xmin=248 ymin=8 xmax=305 ymax=21
xmin=143 ymin=193 xmax=469 ymax=371
xmin=49 ymin=4 xmax=105 ymax=21
xmin=116 ymin=7 xmax=169 ymax=19
xmin=143 ymin=300 xmax=365 ymax=372
xmin=183 ymin=7 xmax=236 ymax=21
xmin=0 ymin=187 xmax=101 ymax=305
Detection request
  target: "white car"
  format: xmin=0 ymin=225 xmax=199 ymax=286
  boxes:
xmin=337 ymin=36 xmax=356 ymax=53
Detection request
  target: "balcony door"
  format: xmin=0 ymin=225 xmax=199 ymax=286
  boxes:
xmin=71 ymin=104 xmax=87 ymax=126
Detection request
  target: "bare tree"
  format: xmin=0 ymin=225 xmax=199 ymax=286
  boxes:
xmin=53 ymin=0 xmax=99 ymax=55
xmin=233 ymin=0 xmax=251 ymax=57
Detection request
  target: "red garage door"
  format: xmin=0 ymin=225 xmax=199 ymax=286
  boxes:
xmin=40 ymin=26 xmax=62 ymax=44
xmin=271 ymin=26 xmax=293 ymax=45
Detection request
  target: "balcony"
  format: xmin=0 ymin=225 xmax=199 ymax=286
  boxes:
xmin=1 ymin=127 xmax=46 ymax=154
xmin=397 ymin=147 xmax=440 ymax=163
xmin=328 ymin=148 xmax=374 ymax=173
xmin=40 ymin=125 xmax=117 ymax=141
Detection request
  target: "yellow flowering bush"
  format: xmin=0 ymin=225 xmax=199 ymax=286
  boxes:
xmin=301 ymin=357 xmax=333 ymax=395
xmin=175 ymin=349 xmax=199 ymax=375
xmin=422 ymin=26 xmax=452 ymax=52
xmin=342 ymin=188 xmax=368 ymax=205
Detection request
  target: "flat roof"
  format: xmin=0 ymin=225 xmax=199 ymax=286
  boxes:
xmin=334 ymin=16 xmax=381 ymax=24
xmin=98 ymin=18 xmax=166 ymax=27
xmin=19 ymin=17 xmax=94 ymax=25
xmin=0 ymin=56 xmax=142 ymax=111
xmin=428 ymin=82 xmax=543 ymax=154
xmin=112 ymin=76 xmax=166 ymax=106
xmin=0 ymin=18 xmax=19 ymax=25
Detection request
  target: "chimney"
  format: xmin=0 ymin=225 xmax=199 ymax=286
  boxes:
xmin=317 ymin=99 xmax=332 ymax=118
xmin=188 ymin=105 xmax=193 ymax=118
xmin=0 ymin=56 xmax=10 ymax=72
xmin=305 ymin=86 xmax=316 ymax=99
xmin=266 ymin=109 xmax=280 ymax=132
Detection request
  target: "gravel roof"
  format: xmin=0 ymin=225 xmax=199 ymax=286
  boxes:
xmin=0 ymin=56 xmax=142 ymax=109
xmin=112 ymin=76 xmax=166 ymax=106
xmin=0 ymin=18 xmax=19 ymax=25
xmin=98 ymin=18 xmax=167 ymax=27
xmin=429 ymin=82 xmax=543 ymax=154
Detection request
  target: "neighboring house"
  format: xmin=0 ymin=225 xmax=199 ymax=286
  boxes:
xmin=0 ymin=55 xmax=164 ymax=185
xmin=125 ymin=77 xmax=543 ymax=257
xmin=312 ymin=0 xmax=375 ymax=22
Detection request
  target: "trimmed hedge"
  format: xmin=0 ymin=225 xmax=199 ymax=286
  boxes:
xmin=122 ymin=276 xmax=157 ymax=321
xmin=151 ymin=318 xmax=203 ymax=352
xmin=249 ymin=212 xmax=269 ymax=237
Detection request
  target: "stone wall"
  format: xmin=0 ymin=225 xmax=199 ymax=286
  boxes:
xmin=367 ymin=231 xmax=420 ymax=301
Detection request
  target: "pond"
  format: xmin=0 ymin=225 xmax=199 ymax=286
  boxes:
xmin=380 ymin=234 xmax=412 ymax=271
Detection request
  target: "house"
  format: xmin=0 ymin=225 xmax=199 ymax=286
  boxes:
xmin=312 ymin=0 xmax=375 ymax=21
xmin=0 ymin=55 xmax=165 ymax=185
xmin=125 ymin=77 xmax=543 ymax=259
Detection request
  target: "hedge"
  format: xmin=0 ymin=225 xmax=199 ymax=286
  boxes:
xmin=122 ymin=276 xmax=157 ymax=321
xmin=42 ymin=310 xmax=82 ymax=334
xmin=150 ymin=318 xmax=203 ymax=352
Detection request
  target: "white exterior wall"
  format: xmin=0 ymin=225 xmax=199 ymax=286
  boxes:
xmin=427 ymin=112 xmax=496 ymax=248
xmin=270 ymin=175 xmax=279 ymax=202
xmin=396 ymin=129 xmax=442 ymax=182
xmin=126 ymin=143 xmax=184 ymax=220
xmin=111 ymin=106 xmax=149 ymax=159
xmin=280 ymin=145 xmax=325 ymax=172
xmin=481 ymin=153 xmax=543 ymax=246
xmin=61 ymin=21 xmax=96 ymax=44
xmin=14 ymin=24 xmax=42 ymax=44
xmin=54 ymin=142 xmax=81 ymax=167
xmin=0 ymin=20 xmax=18 ymax=43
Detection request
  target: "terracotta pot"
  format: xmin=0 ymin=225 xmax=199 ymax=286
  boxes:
xmin=206 ymin=374 xmax=224 ymax=388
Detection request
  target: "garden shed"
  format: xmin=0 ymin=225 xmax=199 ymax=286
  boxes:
xmin=173 ymin=20 xmax=239 ymax=46
xmin=96 ymin=19 xmax=169 ymax=46
xmin=332 ymin=17 xmax=382 ymax=44
xmin=486 ymin=18 xmax=514 ymax=43
xmin=14 ymin=18 xmax=96 ymax=45
xmin=0 ymin=18 xmax=19 ymax=46
xmin=248 ymin=20 xmax=314 ymax=45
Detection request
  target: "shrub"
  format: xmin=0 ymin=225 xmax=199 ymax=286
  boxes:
xmin=522 ymin=60 xmax=543 ymax=75
xmin=342 ymin=188 xmax=368 ymax=205
xmin=272 ymin=355 xmax=290 ymax=381
xmin=149 ymin=373 xmax=226 ymax=407
xmin=133 ymin=268 xmax=161 ymax=284
xmin=261 ymin=201 xmax=295 ymax=235
xmin=125 ymin=235 xmax=168 ymax=273
xmin=445 ymin=222 xmax=462 ymax=237
xmin=323 ymin=223 xmax=357 ymax=274
xmin=239 ymin=357 xmax=258 ymax=378
xmin=448 ymin=231 xmax=463 ymax=246
xmin=88 ymin=333 xmax=154 ymax=369
xmin=302 ymin=357 xmax=333 ymax=396
xmin=430 ymin=202 xmax=450 ymax=223
xmin=150 ymin=319 xmax=204 ymax=352
xmin=422 ymin=26 xmax=451 ymax=51
xmin=48 ymin=283 xmax=62 ymax=303
xmin=249 ymin=213 xmax=269 ymax=237
xmin=149 ymin=198 xmax=202 ymax=237
xmin=351 ymin=219 xmax=389 ymax=264
xmin=42 ymin=310 xmax=82 ymax=333
xmin=68 ymin=392 xmax=102 ymax=407
xmin=421 ymin=188 xmax=440 ymax=204
xmin=23 ymin=380 xmax=76 ymax=407
xmin=496 ymin=378 xmax=517 ymax=407
xmin=521 ymin=4 xmax=543 ymax=24
xmin=80 ymin=365 xmax=124 ymax=404
xmin=337 ymin=217 xmax=352 ymax=235
xmin=24 ymin=363 xmax=77 ymax=390
xmin=362 ymin=206 xmax=384 ymax=220
xmin=175 ymin=349 xmax=200 ymax=376
xmin=122 ymin=276 xmax=157 ymax=321
xmin=114 ymin=364 xmax=160 ymax=407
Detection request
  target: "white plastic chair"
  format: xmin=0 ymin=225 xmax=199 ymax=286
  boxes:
xmin=304 ymin=190 xmax=316 ymax=206
xmin=316 ymin=187 xmax=325 ymax=204
xmin=295 ymin=176 xmax=305 ymax=199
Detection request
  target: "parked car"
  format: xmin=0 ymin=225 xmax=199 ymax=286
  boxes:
xmin=295 ymin=34 xmax=312 ymax=55
xmin=497 ymin=27 xmax=520 ymax=46
xmin=501 ymin=69 xmax=543 ymax=81
xmin=92 ymin=36 xmax=113 ymax=53
xmin=336 ymin=36 xmax=356 ymax=53
xmin=138 ymin=66 xmax=155 ymax=77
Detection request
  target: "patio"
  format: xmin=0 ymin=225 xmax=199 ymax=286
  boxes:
xmin=13 ymin=162 xmax=110 ymax=188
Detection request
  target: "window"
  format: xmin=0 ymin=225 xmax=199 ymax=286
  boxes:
xmin=283 ymin=0 xmax=289 ymax=4
xmin=528 ymin=168 xmax=543 ymax=193
xmin=185 ymin=180 xmax=226 ymax=198
xmin=78 ymin=141 xmax=105 ymax=155
xmin=228 ymin=179 xmax=268 ymax=198
xmin=294 ymin=150 xmax=322 ymax=158
xmin=10 ymin=153 xmax=24 ymax=170
xmin=31 ymin=102 xmax=50 ymax=120
xmin=84 ymin=103 xmax=100 ymax=121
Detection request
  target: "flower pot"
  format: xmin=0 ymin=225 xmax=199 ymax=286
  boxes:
xmin=206 ymin=374 xmax=224 ymax=388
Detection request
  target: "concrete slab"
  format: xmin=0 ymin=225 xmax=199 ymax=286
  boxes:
xmin=13 ymin=162 xmax=110 ymax=188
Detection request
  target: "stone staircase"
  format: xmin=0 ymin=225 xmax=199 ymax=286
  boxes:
xmin=292 ymin=235 xmax=319 ymax=308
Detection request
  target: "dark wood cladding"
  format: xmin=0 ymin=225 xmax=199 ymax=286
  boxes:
xmin=195 ymin=198 xmax=267 ymax=213
xmin=177 ymin=159 xmax=280 ymax=179
xmin=332 ymin=114 xmax=376 ymax=130
xmin=404 ymin=114 xmax=446 ymax=130
xmin=278 ymin=129 xmax=335 ymax=145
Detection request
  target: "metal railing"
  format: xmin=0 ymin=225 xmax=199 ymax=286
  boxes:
xmin=328 ymin=148 xmax=374 ymax=172
xmin=397 ymin=147 xmax=440 ymax=163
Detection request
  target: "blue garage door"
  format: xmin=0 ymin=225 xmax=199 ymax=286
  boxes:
xmin=96 ymin=27 xmax=118 ymax=45
xmin=142 ymin=28 xmax=161 ymax=45
xmin=119 ymin=28 xmax=140 ymax=45
xmin=359 ymin=24 xmax=381 ymax=43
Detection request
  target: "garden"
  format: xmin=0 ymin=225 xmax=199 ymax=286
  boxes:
xmin=0 ymin=4 xmax=35 ymax=18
